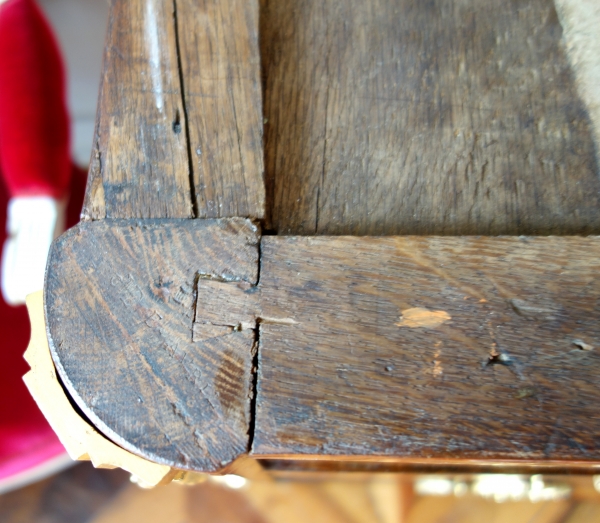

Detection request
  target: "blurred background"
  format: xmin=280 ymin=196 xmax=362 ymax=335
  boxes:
xmin=1 ymin=1 xmax=600 ymax=522
xmin=2 ymin=462 xmax=600 ymax=522
xmin=38 ymin=0 xmax=107 ymax=168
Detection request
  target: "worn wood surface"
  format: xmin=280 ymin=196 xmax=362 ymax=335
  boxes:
xmin=261 ymin=0 xmax=600 ymax=235
xmin=83 ymin=0 xmax=192 ymax=220
xmin=46 ymin=230 xmax=600 ymax=471
xmin=253 ymin=236 xmax=600 ymax=463
xmin=176 ymin=0 xmax=265 ymax=220
xmin=83 ymin=0 xmax=264 ymax=221
xmin=47 ymin=0 xmax=600 ymax=476
xmin=24 ymin=291 xmax=176 ymax=488
xmin=45 ymin=219 xmax=260 ymax=472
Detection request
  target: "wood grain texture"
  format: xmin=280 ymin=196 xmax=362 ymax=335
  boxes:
xmin=51 ymin=0 xmax=600 ymax=474
xmin=24 ymin=292 xmax=176 ymax=488
xmin=253 ymin=236 xmax=600 ymax=463
xmin=261 ymin=0 xmax=600 ymax=235
xmin=45 ymin=229 xmax=600 ymax=471
xmin=83 ymin=0 xmax=265 ymax=221
xmin=45 ymin=219 xmax=259 ymax=472
xmin=176 ymin=0 xmax=265 ymax=220
xmin=82 ymin=0 xmax=192 ymax=220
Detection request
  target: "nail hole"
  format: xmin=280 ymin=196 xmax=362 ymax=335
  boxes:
xmin=172 ymin=109 xmax=182 ymax=134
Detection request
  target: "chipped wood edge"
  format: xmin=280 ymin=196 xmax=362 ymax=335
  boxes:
xmin=23 ymin=290 xmax=176 ymax=488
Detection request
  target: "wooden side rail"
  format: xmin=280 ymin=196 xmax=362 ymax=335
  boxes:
xmin=45 ymin=223 xmax=600 ymax=474
xmin=40 ymin=0 xmax=600 ymax=476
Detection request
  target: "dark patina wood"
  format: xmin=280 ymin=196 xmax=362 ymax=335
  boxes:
xmin=83 ymin=0 xmax=193 ymax=220
xmin=255 ymin=236 xmax=600 ymax=463
xmin=261 ymin=0 xmax=600 ymax=235
xmin=176 ymin=0 xmax=265 ymax=220
xmin=43 ymin=0 xmax=600 ymax=475
xmin=45 ymin=219 xmax=259 ymax=472
xmin=83 ymin=0 xmax=264 ymax=221
xmin=46 ymin=231 xmax=600 ymax=471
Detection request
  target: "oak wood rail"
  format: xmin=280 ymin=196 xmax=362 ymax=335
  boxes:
xmin=43 ymin=0 xmax=600 ymax=475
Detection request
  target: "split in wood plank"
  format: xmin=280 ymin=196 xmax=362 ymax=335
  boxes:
xmin=84 ymin=0 xmax=264 ymax=221
xmin=45 ymin=221 xmax=600 ymax=473
xmin=45 ymin=219 xmax=260 ymax=472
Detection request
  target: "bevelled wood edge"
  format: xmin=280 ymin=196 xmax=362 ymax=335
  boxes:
xmin=258 ymin=456 xmax=600 ymax=475
xmin=45 ymin=219 xmax=260 ymax=472
xmin=23 ymin=291 xmax=177 ymax=488
xmin=82 ymin=0 xmax=193 ymax=220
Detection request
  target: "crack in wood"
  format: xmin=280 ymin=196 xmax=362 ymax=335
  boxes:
xmin=172 ymin=0 xmax=197 ymax=217
xmin=46 ymin=219 xmax=260 ymax=472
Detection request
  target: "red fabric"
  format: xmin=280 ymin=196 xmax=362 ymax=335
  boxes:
xmin=0 ymin=164 xmax=86 ymax=482
xmin=0 ymin=165 xmax=61 ymax=478
xmin=0 ymin=0 xmax=71 ymax=199
xmin=0 ymin=0 xmax=87 ymax=482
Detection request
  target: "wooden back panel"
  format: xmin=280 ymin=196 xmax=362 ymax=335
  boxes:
xmin=261 ymin=0 xmax=600 ymax=235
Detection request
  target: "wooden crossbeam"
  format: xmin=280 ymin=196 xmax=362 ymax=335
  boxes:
xmin=45 ymin=223 xmax=600 ymax=473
